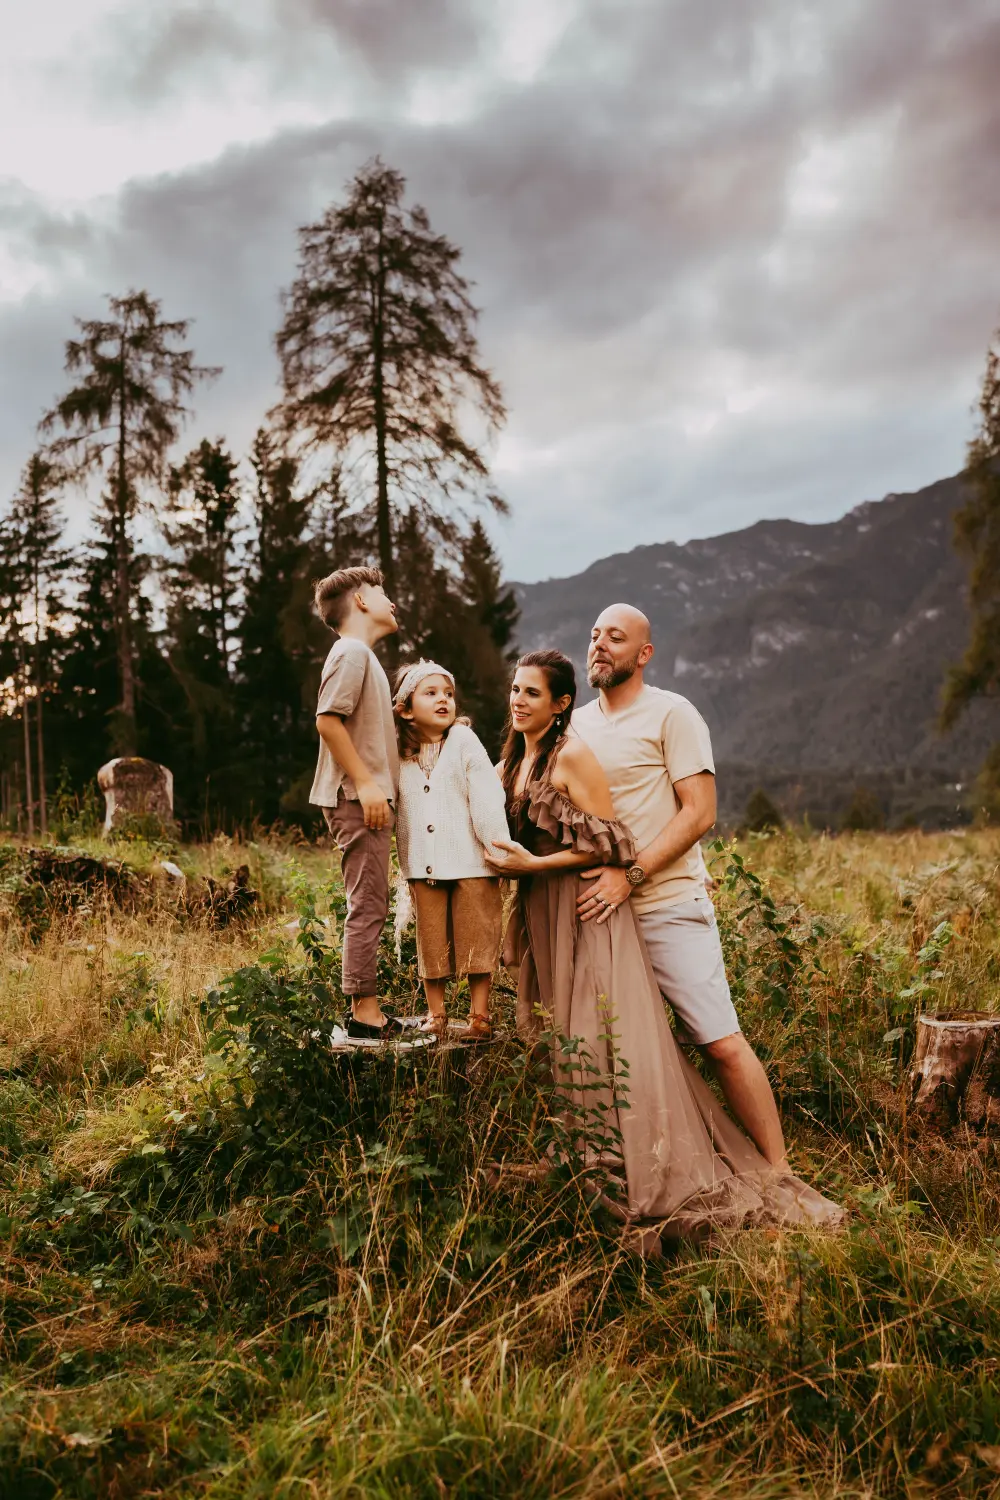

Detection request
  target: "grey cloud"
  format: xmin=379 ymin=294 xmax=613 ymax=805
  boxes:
xmin=286 ymin=0 xmax=487 ymax=76
xmin=3 ymin=0 xmax=999 ymax=580
xmin=0 ymin=184 xmax=99 ymax=273
xmin=77 ymin=0 xmax=491 ymax=108
xmin=73 ymin=5 xmax=263 ymax=107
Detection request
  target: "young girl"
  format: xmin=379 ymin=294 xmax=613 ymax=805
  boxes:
xmin=393 ymin=660 xmax=509 ymax=1042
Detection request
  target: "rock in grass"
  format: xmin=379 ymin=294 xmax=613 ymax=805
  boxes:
xmin=97 ymin=757 xmax=175 ymax=837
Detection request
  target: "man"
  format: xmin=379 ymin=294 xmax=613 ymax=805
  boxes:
xmin=571 ymin=603 xmax=788 ymax=1167
xmin=311 ymin=565 xmax=403 ymax=1040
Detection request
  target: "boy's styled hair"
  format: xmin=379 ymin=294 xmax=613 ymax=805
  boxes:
xmin=313 ymin=566 xmax=385 ymax=630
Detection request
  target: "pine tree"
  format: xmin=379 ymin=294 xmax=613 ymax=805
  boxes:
xmin=742 ymin=787 xmax=784 ymax=835
xmin=165 ymin=439 xmax=242 ymax=676
xmin=391 ymin=512 xmax=518 ymax=755
xmin=452 ymin=519 xmax=519 ymax=753
xmin=53 ymin=523 xmax=129 ymax=788
xmin=841 ymin=786 xmax=885 ymax=832
xmin=158 ymin=439 xmax=245 ymax=813
xmin=0 ymin=453 xmax=72 ymax=833
xmin=53 ymin=511 xmax=172 ymax=796
xmin=40 ymin=290 xmax=219 ymax=754
xmin=274 ymin=157 xmax=506 ymax=664
xmin=235 ymin=430 xmax=327 ymax=821
xmin=0 ymin=518 xmax=33 ymax=833
xmin=943 ymin=324 xmax=1000 ymax=727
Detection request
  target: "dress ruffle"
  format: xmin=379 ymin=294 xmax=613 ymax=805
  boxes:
xmin=521 ymin=779 xmax=636 ymax=866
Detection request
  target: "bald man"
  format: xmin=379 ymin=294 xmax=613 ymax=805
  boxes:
xmin=571 ymin=603 xmax=789 ymax=1167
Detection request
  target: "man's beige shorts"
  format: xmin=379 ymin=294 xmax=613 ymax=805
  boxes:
xmin=410 ymin=877 xmax=503 ymax=980
xmin=636 ymin=895 xmax=740 ymax=1046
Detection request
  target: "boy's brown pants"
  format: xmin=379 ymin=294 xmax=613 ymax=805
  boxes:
xmin=323 ymin=791 xmax=392 ymax=998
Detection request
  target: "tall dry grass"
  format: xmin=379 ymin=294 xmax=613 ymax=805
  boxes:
xmin=0 ymin=827 xmax=998 ymax=1497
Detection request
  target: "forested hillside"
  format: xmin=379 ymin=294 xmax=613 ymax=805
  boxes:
xmin=515 ymin=473 xmax=999 ymax=825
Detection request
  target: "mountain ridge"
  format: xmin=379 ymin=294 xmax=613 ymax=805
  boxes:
xmin=510 ymin=472 xmax=1000 ymax=825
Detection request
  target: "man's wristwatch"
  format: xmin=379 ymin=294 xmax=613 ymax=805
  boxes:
xmin=625 ymin=863 xmax=646 ymax=888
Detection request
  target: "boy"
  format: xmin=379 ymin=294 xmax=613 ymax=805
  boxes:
xmin=311 ymin=566 xmax=403 ymax=1039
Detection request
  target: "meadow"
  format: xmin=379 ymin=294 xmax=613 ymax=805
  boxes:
xmin=0 ymin=824 xmax=998 ymax=1498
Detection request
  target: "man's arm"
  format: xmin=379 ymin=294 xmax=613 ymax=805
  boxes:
xmin=631 ymin=771 xmax=716 ymax=876
xmin=317 ymin=715 xmax=391 ymax=831
xmin=577 ymin=772 xmax=716 ymax=924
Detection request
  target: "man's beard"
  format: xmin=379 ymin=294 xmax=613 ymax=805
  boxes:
xmin=588 ymin=651 xmax=641 ymax=689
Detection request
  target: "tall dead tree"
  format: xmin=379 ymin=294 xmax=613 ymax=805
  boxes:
xmin=274 ymin=158 xmax=505 ymax=665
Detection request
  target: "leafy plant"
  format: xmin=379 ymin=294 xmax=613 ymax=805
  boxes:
xmin=106 ymin=951 xmax=165 ymax=1033
xmin=897 ymin=919 xmax=956 ymax=1010
xmin=49 ymin=767 xmax=104 ymax=843
xmin=200 ymin=883 xmax=346 ymax=1168
xmin=108 ymin=811 xmax=178 ymax=853
xmin=711 ymin=838 xmax=824 ymax=1026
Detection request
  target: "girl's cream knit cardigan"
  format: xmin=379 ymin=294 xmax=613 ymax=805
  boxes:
xmin=395 ymin=723 xmax=509 ymax=881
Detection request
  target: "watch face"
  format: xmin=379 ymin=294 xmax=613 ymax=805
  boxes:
xmin=627 ymin=864 xmax=644 ymax=886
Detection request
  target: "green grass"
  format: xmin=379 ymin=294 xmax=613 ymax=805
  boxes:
xmin=1 ymin=827 xmax=1000 ymax=1497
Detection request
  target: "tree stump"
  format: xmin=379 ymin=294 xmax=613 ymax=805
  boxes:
xmin=97 ymin=758 xmax=174 ymax=835
xmin=909 ymin=1011 xmax=1000 ymax=1128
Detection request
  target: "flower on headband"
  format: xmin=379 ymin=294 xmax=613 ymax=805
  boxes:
xmin=393 ymin=659 xmax=455 ymax=707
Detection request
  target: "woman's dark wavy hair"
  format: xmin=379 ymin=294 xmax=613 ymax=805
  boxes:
xmin=500 ymin=650 xmax=577 ymax=807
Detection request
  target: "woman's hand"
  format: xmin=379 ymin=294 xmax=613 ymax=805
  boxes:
xmin=488 ymin=838 xmax=540 ymax=876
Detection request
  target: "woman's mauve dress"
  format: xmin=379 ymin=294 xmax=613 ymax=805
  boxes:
xmin=506 ymin=768 xmax=843 ymax=1238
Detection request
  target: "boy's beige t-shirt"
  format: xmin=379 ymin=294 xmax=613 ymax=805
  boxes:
xmin=309 ymin=637 xmax=399 ymax=807
xmin=571 ymin=685 xmax=714 ymax=913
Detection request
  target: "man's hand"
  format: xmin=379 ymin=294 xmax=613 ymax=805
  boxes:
xmin=577 ymin=866 xmax=631 ymax=924
xmin=356 ymin=779 xmax=391 ymax=831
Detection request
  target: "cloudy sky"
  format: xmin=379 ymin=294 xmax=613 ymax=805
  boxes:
xmin=1 ymin=0 xmax=998 ymax=581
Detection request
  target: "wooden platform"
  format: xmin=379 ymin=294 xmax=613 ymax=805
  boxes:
xmin=325 ymin=1021 xmax=511 ymax=1056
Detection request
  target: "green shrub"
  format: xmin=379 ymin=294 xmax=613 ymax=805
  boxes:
xmin=49 ymin=768 xmax=105 ymax=843
xmin=841 ymin=785 xmax=886 ymax=831
xmin=741 ymin=786 xmax=784 ymax=833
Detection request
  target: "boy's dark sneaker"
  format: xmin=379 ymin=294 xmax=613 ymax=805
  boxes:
xmin=345 ymin=1014 xmax=405 ymax=1042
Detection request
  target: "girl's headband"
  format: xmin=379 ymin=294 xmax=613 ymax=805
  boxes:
xmin=393 ymin=659 xmax=455 ymax=707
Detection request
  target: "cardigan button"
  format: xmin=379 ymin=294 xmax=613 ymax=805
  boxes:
xmin=426 ymin=865 xmax=433 ymax=874
xmin=424 ymin=784 xmax=430 ymax=792
xmin=427 ymin=824 xmax=434 ymax=832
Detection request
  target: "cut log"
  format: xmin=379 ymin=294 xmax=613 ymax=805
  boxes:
xmin=909 ymin=1011 xmax=1000 ymax=1127
xmin=193 ymin=865 xmax=259 ymax=927
xmin=23 ymin=847 xmax=145 ymax=907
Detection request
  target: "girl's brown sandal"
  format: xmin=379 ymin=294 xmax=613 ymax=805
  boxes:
xmin=462 ymin=1014 xmax=493 ymax=1044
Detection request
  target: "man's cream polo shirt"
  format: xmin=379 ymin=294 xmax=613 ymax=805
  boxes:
xmin=572 ymin=684 xmax=715 ymax=913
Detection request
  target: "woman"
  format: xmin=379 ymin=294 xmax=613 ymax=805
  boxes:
xmin=490 ymin=650 xmax=842 ymax=1238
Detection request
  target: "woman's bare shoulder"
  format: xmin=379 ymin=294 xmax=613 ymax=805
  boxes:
xmin=550 ymin=734 xmax=615 ymax=817
xmin=552 ymin=734 xmax=602 ymax=777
